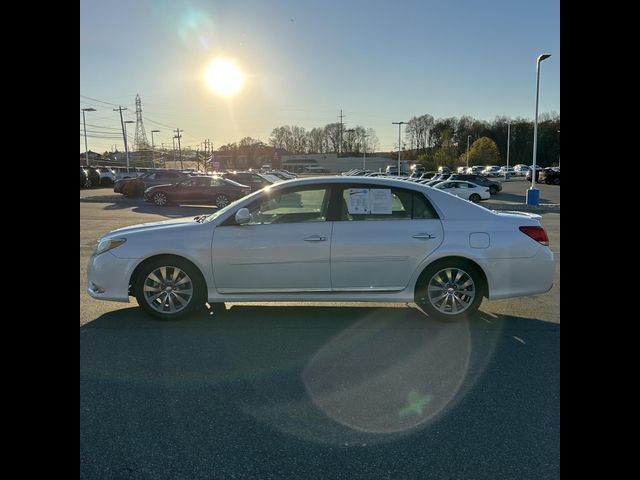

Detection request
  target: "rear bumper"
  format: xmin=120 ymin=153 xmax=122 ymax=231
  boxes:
xmin=485 ymin=247 xmax=555 ymax=300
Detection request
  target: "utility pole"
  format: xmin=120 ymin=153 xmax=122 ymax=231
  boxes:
xmin=172 ymin=137 xmax=176 ymax=169
xmin=81 ymin=107 xmax=96 ymax=166
xmin=150 ymin=130 xmax=160 ymax=169
xmin=339 ymin=109 xmax=345 ymax=155
xmin=174 ymin=128 xmax=183 ymax=169
xmin=114 ymin=106 xmax=131 ymax=172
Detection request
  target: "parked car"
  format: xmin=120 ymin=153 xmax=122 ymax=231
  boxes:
xmin=432 ymin=180 xmax=491 ymax=203
xmin=84 ymin=166 xmax=101 ymax=188
xmin=447 ymin=174 xmax=502 ymax=194
xmin=114 ymin=170 xmax=190 ymax=195
xmin=113 ymin=166 xmax=143 ymax=180
xmin=513 ymin=164 xmax=529 ymax=176
xmin=222 ymin=171 xmax=278 ymax=191
xmin=96 ymin=167 xmax=117 ymax=186
xmin=498 ymin=166 xmax=516 ymax=177
xmin=143 ymin=176 xmax=251 ymax=208
xmin=525 ymin=167 xmax=547 ymax=183
xmin=481 ymin=165 xmax=501 ymax=177
xmin=80 ymin=167 xmax=89 ymax=188
xmin=542 ymin=167 xmax=560 ymax=185
xmin=88 ymin=176 xmax=554 ymax=321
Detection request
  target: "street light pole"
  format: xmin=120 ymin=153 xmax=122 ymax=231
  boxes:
xmin=527 ymin=53 xmax=551 ymax=205
xmin=82 ymin=108 xmax=96 ymax=166
xmin=151 ymin=130 xmax=160 ymax=168
xmin=505 ymin=123 xmax=511 ymax=180
xmin=557 ymin=129 xmax=560 ymax=169
xmin=392 ymin=122 xmax=406 ymax=176
xmin=124 ymin=120 xmax=135 ymax=173
xmin=466 ymin=135 xmax=471 ymax=168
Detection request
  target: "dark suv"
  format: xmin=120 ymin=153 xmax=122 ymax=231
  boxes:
xmin=447 ymin=174 xmax=502 ymax=194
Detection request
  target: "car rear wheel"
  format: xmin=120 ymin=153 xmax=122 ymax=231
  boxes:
xmin=215 ymin=194 xmax=230 ymax=208
xmin=469 ymin=193 xmax=481 ymax=203
xmin=134 ymin=257 xmax=205 ymax=320
xmin=415 ymin=260 xmax=484 ymax=321
xmin=153 ymin=192 xmax=168 ymax=206
xmin=553 ymin=178 xmax=560 ymax=185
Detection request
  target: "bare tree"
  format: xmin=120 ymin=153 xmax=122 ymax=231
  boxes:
xmin=325 ymin=123 xmax=342 ymax=153
xmin=307 ymin=127 xmax=327 ymax=153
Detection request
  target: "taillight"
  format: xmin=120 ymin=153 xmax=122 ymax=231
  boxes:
xmin=519 ymin=226 xmax=549 ymax=246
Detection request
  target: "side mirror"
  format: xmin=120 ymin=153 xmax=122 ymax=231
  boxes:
xmin=235 ymin=208 xmax=250 ymax=225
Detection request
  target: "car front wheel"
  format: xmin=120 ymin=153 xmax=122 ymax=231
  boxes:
xmin=134 ymin=257 xmax=205 ymax=320
xmin=415 ymin=260 xmax=484 ymax=321
xmin=215 ymin=194 xmax=230 ymax=208
xmin=153 ymin=192 xmax=168 ymax=206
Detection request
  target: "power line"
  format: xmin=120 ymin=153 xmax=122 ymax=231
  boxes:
xmin=80 ymin=95 xmax=121 ymax=107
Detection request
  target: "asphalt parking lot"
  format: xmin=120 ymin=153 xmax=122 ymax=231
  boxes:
xmin=80 ymin=180 xmax=560 ymax=479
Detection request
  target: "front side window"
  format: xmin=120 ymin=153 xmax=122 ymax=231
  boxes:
xmin=245 ymin=187 xmax=329 ymax=225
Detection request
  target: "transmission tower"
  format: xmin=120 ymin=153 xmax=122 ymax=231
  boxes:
xmin=134 ymin=94 xmax=150 ymax=151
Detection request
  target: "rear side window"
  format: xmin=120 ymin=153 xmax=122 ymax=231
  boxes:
xmin=338 ymin=186 xmax=438 ymax=221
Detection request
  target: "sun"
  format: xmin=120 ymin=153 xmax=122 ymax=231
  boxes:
xmin=205 ymin=58 xmax=245 ymax=97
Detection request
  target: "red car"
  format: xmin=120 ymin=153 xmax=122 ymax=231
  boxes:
xmin=144 ymin=176 xmax=251 ymax=208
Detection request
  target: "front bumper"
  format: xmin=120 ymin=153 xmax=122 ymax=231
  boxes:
xmin=87 ymin=251 xmax=139 ymax=302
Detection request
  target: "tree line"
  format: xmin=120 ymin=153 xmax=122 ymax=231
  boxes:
xmin=401 ymin=113 xmax=560 ymax=170
xmin=212 ymin=113 xmax=559 ymax=170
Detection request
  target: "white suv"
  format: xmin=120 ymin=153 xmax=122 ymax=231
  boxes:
xmin=96 ymin=167 xmax=117 ymax=186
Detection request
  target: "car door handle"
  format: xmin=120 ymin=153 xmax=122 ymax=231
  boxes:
xmin=304 ymin=235 xmax=327 ymax=242
xmin=412 ymin=233 xmax=436 ymax=239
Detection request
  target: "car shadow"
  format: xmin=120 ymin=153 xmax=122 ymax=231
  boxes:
xmin=81 ymin=305 xmax=559 ymax=479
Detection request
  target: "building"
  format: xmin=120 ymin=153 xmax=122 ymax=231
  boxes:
xmin=280 ymin=153 xmax=396 ymax=173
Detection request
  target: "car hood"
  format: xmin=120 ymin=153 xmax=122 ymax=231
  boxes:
xmin=104 ymin=217 xmax=198 ymax=238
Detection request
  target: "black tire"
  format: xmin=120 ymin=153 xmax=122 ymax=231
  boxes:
xmin=489 ymin=185 xmax=498 ymax=195
xmin=153 ymin=192 xmax=168 ymax=206
xmin=134 ymin=257 xmax=206 ymax=320
xmin=553 ymin=178 xmax=560 ymax=185
xmin=84 ymin=178 xmax=92 ymax=188
xmin=469 ymin=193 xmax=481 ymax=203
xmin=415 ymin=259 xmax=485 ymax=321
xmin=215 ymin=194 xmax=230 ymax=208
xmin=100 ymin=178 xmax=113 ymax=186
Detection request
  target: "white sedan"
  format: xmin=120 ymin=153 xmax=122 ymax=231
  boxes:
xmin=87 ymin=176 xmax=554 ymax=321
xmin=432 ymin=180 xmax=491 ymax=202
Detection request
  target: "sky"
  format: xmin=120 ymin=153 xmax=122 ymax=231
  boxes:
xmin=80 ymin=0 xmax=560 ymax=154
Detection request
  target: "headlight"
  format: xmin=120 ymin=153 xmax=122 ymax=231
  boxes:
xmin=95 ymin=238 xmax=126 ymax=255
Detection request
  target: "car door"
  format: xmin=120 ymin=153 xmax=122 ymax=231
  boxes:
xmin=211 ymin=185 xmax=332 ymax=292
xmin=330 ymin=185 xmax=443 ymax=291
xmin=454 ymin=182 xmax=471 ymax=199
